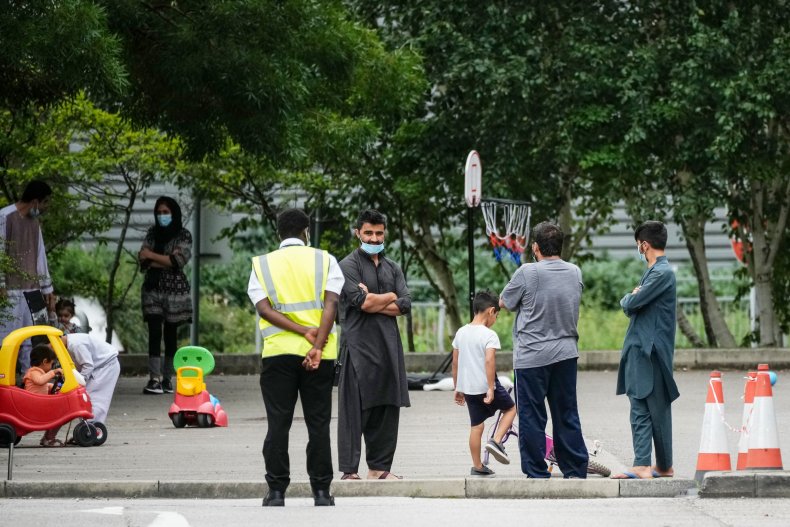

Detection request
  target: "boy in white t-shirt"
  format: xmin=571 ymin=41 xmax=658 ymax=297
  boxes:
xmin=452 ymin=291 xmax=516 ymax=476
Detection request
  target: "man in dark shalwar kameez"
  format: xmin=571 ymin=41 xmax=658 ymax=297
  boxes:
xmin=337 ymin=209 xmax=411 ymax=480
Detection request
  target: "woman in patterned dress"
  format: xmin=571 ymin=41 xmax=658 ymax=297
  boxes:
xmin=138 ymin=196 xmax=193 ymax=394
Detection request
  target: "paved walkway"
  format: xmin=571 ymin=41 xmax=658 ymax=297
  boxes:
xmin=2 ymin=371 xmax=788 ymax=498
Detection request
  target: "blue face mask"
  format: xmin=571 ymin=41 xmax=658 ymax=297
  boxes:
xmin=361 ymin=241 xmax=385 ymax=255
xmin=157 ymin=214 xmax=173 ymax=227
xmin=29 ymin=207 xmax=41 ymax=218
xmin=637 ymin=243 xmax=646 ymax=263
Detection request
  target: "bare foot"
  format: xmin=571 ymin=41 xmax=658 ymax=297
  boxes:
xmin=610 ymin=465 xmax=653 ymax=479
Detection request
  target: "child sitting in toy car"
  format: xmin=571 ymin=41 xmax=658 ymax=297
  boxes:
xmin=23 ymin=345 xmax=64 ymax=447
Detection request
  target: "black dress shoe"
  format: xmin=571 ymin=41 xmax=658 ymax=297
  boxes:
xmin=262 ymin=490 xmax=285 ymax=507
xmin=313 ymin=489 xmax=335 ymax=506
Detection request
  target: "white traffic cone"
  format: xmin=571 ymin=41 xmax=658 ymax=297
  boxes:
xmin=736 ymin=371 xmax=757 ymax=470
xmin=695 ymin=371 xmax=732 ymax=482
xmin=745 ymin=363 xmax=783 ymax=470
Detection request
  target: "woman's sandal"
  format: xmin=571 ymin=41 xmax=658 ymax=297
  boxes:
xmin=341 ymin=473 xmax=362 ymax=480
xmin=40 ymin=438 xmax=64 ymax=447
xmin=374 ymin=471 xmax=403 ymax=480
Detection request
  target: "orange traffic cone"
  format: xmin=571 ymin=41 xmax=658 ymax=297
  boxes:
xmin=736 ymin=371 xmax=758 ymax=470
xmin=745 ymin=363 xmax=783 ymax=470
xmin=695 ymin=371 xmax=732 ymax=482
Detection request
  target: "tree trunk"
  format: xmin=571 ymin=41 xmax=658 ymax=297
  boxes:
xmin=558 ymin=171 xmax=574 ymax=260
xmin=676 ymin=307 xmax=706 ymax=348
xmin=105 ymin=191 xmax=137 ymax=343
xmin=748 ymin=180 xmax=785 ymax=347
xmin=405 ymin=218 xmax=464 ymax=336
xmin=680 ymin=216 xmax=736 ymax=347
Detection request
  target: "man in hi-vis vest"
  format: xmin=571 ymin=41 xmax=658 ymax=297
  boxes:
xmin=247 ymin=208 xmax=344 ymax=507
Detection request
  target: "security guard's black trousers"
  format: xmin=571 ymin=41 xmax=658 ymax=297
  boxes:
xmin=259 ymin=355 xmax=334 ymax=493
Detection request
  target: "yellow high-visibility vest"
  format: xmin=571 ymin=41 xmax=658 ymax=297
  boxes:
xmin=251 ymin=245 xmax=337 ymax=360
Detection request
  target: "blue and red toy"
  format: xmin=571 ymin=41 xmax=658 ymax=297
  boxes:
xmin=0 ymin=325 xmax=99 ymax=447
xmin=167 ymin=345 xmax=228 ymax=428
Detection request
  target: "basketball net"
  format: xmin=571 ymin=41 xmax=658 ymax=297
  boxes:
xmin=481 ymin=201 xmax=531 ymax=264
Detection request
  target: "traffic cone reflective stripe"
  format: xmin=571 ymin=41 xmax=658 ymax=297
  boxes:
xmin=695 ymin=371 xmax=732 ymax=481
xmin=736 ymin=372 xmax=757 ymax=470
xmin=745 ymin=364 xmax=783 ymax=470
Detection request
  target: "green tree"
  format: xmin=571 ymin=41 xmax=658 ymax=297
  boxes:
xmin=620 ymin=1 xmax=790 ymax=347
xmin=332 ymin=1 xmax=632 ymax=331
xmin=15 ymin=94 xmax=183 ymax=342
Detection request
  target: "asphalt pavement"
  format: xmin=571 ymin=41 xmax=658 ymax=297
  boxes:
xmin=2 ymin=369 xmax=788 ymax=499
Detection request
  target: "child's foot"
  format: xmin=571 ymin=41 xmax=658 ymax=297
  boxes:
xmin=485 ymin=439 xmax=510 ymax=465
xmin=470 ymin=465 xmax=495 ymax=477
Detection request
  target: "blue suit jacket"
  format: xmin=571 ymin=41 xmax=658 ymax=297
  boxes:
xmin=616 ymin=256 xmax=680 ymax=401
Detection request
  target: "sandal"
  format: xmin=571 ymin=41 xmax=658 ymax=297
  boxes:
xmin=65 ymin=437 xmax=78 ymax=446
xmin=372 ymin=471 xmax=403 ymax=480
xmin=40 ymin=438 xmax=64 ymax=447
xmin=341 ymin=473 xmax=362 ymax=480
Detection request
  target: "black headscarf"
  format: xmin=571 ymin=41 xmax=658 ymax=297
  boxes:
xmin=143 ymin=196 xmax=184 ymax=291
xmin=152 ymin=196 xmax=183 ymax=252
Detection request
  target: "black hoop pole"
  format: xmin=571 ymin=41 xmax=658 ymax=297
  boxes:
xmin=467 ymin=205 xmax=475 ymax=320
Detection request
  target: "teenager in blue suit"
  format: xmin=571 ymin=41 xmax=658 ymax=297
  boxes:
xmin=612 ymin=221 xmax=680 ymax=480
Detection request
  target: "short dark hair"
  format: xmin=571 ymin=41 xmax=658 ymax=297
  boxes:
xmin=635 ymin=221 xmax=668 ymax=250
xmin=472 ymin=290 xmax=500 ymax=315
xmin=55 ymin=297 xmax=76 ymax=314
xmin=355 ymin=209 xmax=387 ymax=230
xmin=276 ymin=208 xmax=310 ymax=240
xmin=30 ymin=344 xmax=56 ymax=366
xmin=533 ymin=221 xmax=564 ymax=257
xmin=20 ymin=180 xmax=52 ymax=203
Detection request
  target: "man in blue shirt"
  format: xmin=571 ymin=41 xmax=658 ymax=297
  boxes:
xmin=612 ymin=221 xmax=680 ymax=480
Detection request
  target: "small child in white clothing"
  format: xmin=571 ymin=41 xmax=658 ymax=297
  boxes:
xmin=452 ymin=291 xmax=516 ymax=477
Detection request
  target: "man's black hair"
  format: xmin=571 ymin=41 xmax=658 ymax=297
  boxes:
xmin=355 ymin=209 xmax=387 ymax=230
xmin=20 ymin=180 xmax=52 ymax=203
xmin=473 ymin=290 xmax=500 ymax=315
xmin=277 ymin=208 xmax=310 ymax=240
xmin=533 ymin=221 xmax=564 ymax=257
xmin=635 ymin=220 xmax=668 ymax=250
xmin=30 ymin=344 xmax=56 ymax=366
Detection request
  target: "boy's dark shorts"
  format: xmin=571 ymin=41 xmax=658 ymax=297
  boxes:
xmin=464 ymin=379 xmax=515 ymax=427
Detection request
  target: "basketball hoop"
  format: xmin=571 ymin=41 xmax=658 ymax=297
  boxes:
xmin=464 ymin=151 xmax=482 ymax=207
xmin=481 ymin=198 xmax=531 ymax=264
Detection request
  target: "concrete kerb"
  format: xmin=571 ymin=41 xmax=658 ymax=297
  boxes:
xmin=2 ymin=478 xmax=698 ymax=499
xmin=699 ymin=471 xmax=790 ymax=498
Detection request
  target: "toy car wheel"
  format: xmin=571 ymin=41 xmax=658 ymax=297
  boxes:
xmin=92 ymin=422 xmax=108 ymax=446
xmin=196 ymin=413 xmax=214 ymax=428
xmin=73 ymin=421 xmax=96 ymax=447
xmin=0 ymin=423 xmax=18 ymax=447
xmin=171 ymin=412 xmax=187 ymax=428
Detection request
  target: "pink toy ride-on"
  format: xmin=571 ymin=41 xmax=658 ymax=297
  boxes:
xmin=168 ymin=345 xmax=228 ymax=428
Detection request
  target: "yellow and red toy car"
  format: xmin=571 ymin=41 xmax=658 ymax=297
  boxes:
xmin=0 ymin=326 xmax=97 ymax=447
